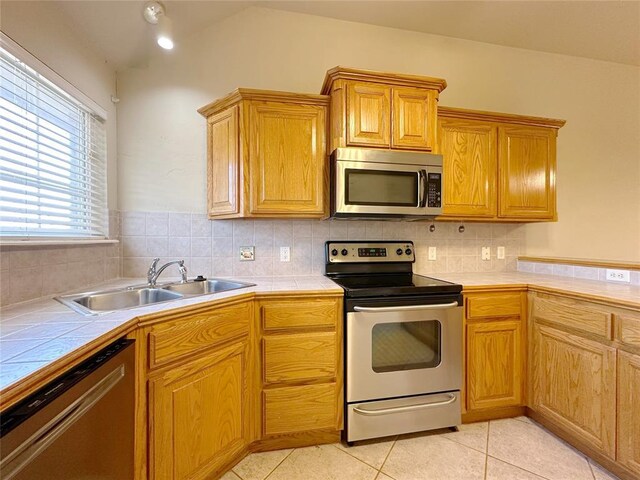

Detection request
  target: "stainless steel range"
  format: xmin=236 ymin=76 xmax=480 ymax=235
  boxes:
xmin=325 ymin=240 xmax=463 ymax=443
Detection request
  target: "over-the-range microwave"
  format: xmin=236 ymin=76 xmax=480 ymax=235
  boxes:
xmin=330 ymin=147 xmax=443 ymax=219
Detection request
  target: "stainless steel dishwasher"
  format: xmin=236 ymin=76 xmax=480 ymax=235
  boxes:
xmin=0 ymin=338 xmax=135 ymax=479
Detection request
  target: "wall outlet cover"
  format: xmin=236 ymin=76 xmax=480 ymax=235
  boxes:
xmin=481 ymin=246 xmax=491 ymax=261
xmin=239 ymin=246 xmax=255 ymax=261
xmin=280 ymin=246 xmax=291 ymax=262
xmin=605 ymin=269 xmax=630 ymax=283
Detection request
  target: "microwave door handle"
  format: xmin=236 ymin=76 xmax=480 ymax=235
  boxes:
xmin=418 ymin=170 xmax=427 ymax=207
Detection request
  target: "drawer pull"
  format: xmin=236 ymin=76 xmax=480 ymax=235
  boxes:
xmin=353 ymin=394 xmax=456 ymax=416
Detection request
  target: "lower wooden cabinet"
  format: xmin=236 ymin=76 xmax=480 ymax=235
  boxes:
xmin=464 ymin=291 xmax=526 ymax=418
xmin=467 ymin=319 xmax=524 ymax=411
xmin=531 ymin=323 xmax=616 ymax=458
xmin=617 ymin=350 xmax=640 ymax=474
xmin=149 ymin=339 xmax=249 ymax=480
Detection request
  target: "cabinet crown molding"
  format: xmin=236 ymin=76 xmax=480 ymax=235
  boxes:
xmin=439 ymin=106 xmax=566 ymax=129
xmin=320 ymin=66 xmax=447 ymax=94
xmin=198 ymin=88 xmax=330 ymax=118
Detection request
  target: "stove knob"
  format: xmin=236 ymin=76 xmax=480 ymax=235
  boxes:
xmin=396 ymin=248 xmax=403 ymax=255
xmin=341 ymin=249 xmax=348 ymax=256
xmin=331 ymin=249 xmax=338 ymax=256
xmin=405 ymin=248 xmax=412 ymax=256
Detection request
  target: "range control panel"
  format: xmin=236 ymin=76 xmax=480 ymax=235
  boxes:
xmin=326 ymin=241 xmax=415 ymax=263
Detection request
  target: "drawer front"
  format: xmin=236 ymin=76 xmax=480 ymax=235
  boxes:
xmin=263 ymin=332 xmax=336 ymax=384
xmin=532 ymin=296 xmax=612 ymax=340
xmin=263 ymin=383 xmax=338 ymax=435
xmin=262 ymin=299 xmax=339 ymax=331
xmin=466 ymin=293 xmax=522 ymax=320
xmin=615 ymin=312 xmax=640 ymax=351
xmin=149 ymin=301 xmax=251 ymax=368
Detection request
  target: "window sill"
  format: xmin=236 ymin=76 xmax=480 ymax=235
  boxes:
xmin=0 ymin=239 xmax=119 ymax=247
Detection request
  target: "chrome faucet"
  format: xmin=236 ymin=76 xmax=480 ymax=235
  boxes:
xmin=147 ymin=258 xmax=188 ymax=286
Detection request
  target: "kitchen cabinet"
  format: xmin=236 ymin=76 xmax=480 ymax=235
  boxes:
xmin=464 ymin=291 xmax=526 ymax=419
xmin=140 ymin=298 xmax=254 ymax=480
xmin=257 ymin=295 xmax=343 ymax=445
xmin=198 ymin=89 xmax=329 ymax=219
xmin=617 ymin=351 xmax=640 ymax=474
xmin=437 ymin=107 xmax=565 ymax=221
xmin=321 ymin=66 xmax=446 ymax=153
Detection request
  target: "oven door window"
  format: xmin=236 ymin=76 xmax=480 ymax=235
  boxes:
xmin=346 ymin=169 xmax=419 ymax=206
xmin=371 ymin=320 xmax=441 ymax=372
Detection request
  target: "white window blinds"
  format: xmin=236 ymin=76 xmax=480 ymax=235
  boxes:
xmin=0 ymin=44 xmax=107 ymax=239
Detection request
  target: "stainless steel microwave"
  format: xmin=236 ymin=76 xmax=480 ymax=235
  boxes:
xmin=330 ymin=147 xmax=443 ymax=219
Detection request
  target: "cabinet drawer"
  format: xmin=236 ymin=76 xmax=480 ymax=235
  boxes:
xmin=261 ymin=299 xmax=339 ymax=331
xmin=263 ymin=332 xmax=336 ymax=384
xmin=532 ymin=296 xmax=612 ymax=340
xmin=149 ymin=300 xmax=251 ymax=368
xmin=466 ymin=293 xmax=522 ymax=320
xmin=615 ymin=312 xmax=640 ymax=351
xmin=263 ymin=383 xmax=338 ymax=435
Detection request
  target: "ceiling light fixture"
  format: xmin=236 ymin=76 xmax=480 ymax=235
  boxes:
xmin=143 ymin=1 xmax=174 ymax=50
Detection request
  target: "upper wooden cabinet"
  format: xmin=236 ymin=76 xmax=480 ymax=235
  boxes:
xmin=321 ymin=66 xmax=446 ymax=153
xmin=437 ymin=107 xmax=565 ymax=222
xmin=198 ymin=89 xmax=329 ymax=219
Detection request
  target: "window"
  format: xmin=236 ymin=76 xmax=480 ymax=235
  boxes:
xmin=0 ymin=37 xmax=107 ymax=239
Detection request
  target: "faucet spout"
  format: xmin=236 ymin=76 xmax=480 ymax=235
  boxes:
xmin=147 ymin=258 xmax=188 ymax=286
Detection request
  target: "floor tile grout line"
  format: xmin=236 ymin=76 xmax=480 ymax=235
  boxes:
xmin=588 ymin=459 xmax=597 ymax=480
xmin=378 ymin=436 xmax=398 ymax=476
xmin=260 ymin=447 xmax=296 ymax=480
xmin=484 ymin=421 xmax=490 ymax=480
xmin=485 ymin=453 xmax=559 ymax=480
xmin=328 ymin=443 xmax=387 ymax=472
xmin=439 ymin=433 xmax=488 ymax=455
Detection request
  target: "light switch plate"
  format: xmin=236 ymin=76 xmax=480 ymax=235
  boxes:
xmin=497 ymin=246 xmax=506 ymax=260
xmin=428 ymin=246 xmax=437 ymax=261
xmin=239 ymin=246 xmax=255 ymax=261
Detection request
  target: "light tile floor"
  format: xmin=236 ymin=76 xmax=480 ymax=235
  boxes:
xmin=221 ymin=417 xmax=621 ymax=480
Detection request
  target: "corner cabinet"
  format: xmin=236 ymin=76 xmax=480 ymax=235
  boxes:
xmin=436 ymin=107 xmax=565 ymax=222
xmin=198 ymin=89 xmax=329 ymax=219
xmin=321 ymin=66 xmax=446 ymax=153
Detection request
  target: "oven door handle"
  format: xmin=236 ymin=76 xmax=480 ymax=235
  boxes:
xmin=418 ymin=169 xmax=427 ymax=208
xmin=353 ymin=302 xmax=459 ymax=313
xmin=353 ymin=394 xmax=457 ymax=416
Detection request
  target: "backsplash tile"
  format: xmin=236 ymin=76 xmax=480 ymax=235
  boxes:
xmin=518 ymin=260 xmax=640 ymax=286
xmin=119 ymin=211 xmax=524 ymax=279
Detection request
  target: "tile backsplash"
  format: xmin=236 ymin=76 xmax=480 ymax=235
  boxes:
xmin=518 ymin=260 xmax=640 ymax=286
xmin=0 ymin=212 xmax=121 ymax=306
xmin=120 ymin=211 xmax=525 ymax=279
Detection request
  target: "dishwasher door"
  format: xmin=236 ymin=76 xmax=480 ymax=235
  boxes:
xmin=0 ymin=338 xmax=135 ymax=480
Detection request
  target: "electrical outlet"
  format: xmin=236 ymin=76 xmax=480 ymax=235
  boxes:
xmin=239 ymin=246 xmax=254 ymax=261
xmin=481 ymin=247 xmax=491 ymax=261
xmin=280 ymin=246 xmax=290 ymax=262
xmin=606 ymin=269 xmax=630 ymax=283
xmin=497 ymin=246 xmax=505 ymax=260
xmin=428 ymin=246 xmax=437 ymax=261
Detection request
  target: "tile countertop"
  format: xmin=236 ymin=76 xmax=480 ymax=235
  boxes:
xmin=0 ymin=276 xmax=342 ymax=399
xmin=430 ymin=271 xmax=640 ymax=308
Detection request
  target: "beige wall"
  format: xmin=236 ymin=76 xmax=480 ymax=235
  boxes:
xmin=0 ymin=1 xmax=119 ymax=210
xmin=116 ymin=8 xmax=639 ymax=262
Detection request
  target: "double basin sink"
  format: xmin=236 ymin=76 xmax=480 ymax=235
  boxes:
xmin=56 ymin=279 xmax=255 ymax=316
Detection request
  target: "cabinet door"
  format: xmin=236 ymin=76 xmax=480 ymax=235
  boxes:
xmin=618 ymin=351 xmax=640 ymax=475
xmin=207 ymin=106 xmax=239 ymax=216
xmin=248 ymin=101 xmax=326 ymax=216
xmin=150 ymin=341 xmax=247 ymax=480
xmin=392 ymin=87 xmax=436 ymax=151
xmin=498 ymin=126 xmax=556 ymax=219
xmin=347 ymin=82 xmax=391 ymax=147
xmin=532 ymin=324 xmax=616 ymax=458
xmin=467 ymin=319 xmax=524 ymax=410
xmin=439 ymin=119 xmax=497 ymax=217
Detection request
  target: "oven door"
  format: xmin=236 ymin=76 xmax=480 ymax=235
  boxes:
xmin=346 ymin=300 xmax=462 ymax=403
xmin=333 ymin=160 xmax=441 ymax=217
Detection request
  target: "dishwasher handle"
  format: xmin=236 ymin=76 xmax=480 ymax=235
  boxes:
xmin=0 ymin=365 xmax=125 ymax=480
xmin=353 ymin=301 xmax=459 ymax=313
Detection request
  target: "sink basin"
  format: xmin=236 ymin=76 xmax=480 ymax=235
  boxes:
xmin=161 ymin=279 xmax=255 ymax=295
xmin=57 ymin=287 xmax=184 ymax=315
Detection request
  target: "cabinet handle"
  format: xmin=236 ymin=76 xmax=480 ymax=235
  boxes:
xmin=353 ymin=394 xmax=457 ymax=416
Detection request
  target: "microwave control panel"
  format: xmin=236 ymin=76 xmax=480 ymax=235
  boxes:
xmin=427 ymin=173 xmax=442 ymax=208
